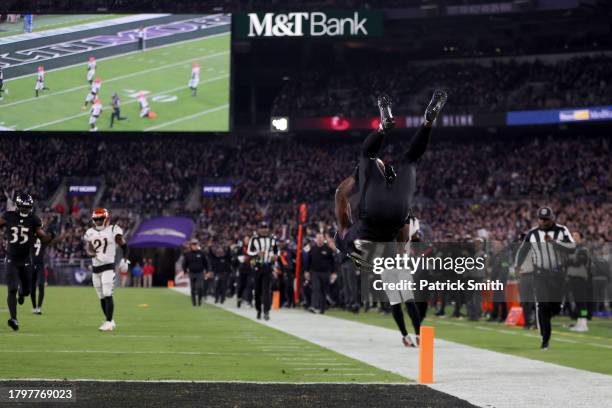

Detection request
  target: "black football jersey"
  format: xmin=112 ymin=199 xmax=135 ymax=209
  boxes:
xmin=2 ymin=211 xmax=42 ymax=262
xmin=32 ymin=236 xmax=46 ymax=265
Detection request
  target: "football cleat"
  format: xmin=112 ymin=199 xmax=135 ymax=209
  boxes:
xmin=540 ymin=340 xmax=549 ymax=350
xmin=256 ymin=311 xmax=262 ymax=320
xmin=402 ymin=334 xmax=418 ymax=348
xmin=98 ymin=321 xmax=109 ymax=331
xmin=377 ymin=94 xmax=395 ymax=131
xmin=17 ymin=292 xmax=24 ymax=305
xmin=263 ymin=313 xmax=270 ymax=321
xmin=424 ymin=89 xmax=448 ymax=124
xmin=110 ymin=320 xmax=116 ymax=330
xmin=8 ymin=319 xmax=19 ymax=331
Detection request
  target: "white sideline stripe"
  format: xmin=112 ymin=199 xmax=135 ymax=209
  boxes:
xmin=23 ymin=74 xmax=228 ymax=130
xmin=143 ymin=104 xmax=228 ymax=131
xmin=0 ymin=378 xmax=410 ymax=385
xmin=1 ymin=49 xmax=229 ymax=109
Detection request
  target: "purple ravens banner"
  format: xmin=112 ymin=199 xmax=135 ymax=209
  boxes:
xmin=128 ymin=217 xmax=194 ymax=248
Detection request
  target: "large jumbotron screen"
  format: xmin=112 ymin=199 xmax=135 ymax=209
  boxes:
xmin=0 ymin=14 xmax=231 ymax=132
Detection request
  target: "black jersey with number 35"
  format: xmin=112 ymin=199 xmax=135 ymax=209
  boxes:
xmin=2 ymin=211 xmax=42 ymax=262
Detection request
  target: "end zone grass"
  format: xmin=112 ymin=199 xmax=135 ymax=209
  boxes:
xmin=0 ymin=286 xmax=402 ymax=383
xmin=327 ymin=309 xmax=612 ymax=376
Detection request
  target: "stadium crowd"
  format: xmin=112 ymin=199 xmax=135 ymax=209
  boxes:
xmin=2 ymin=130 xmax=610 ymax=271
xmin=272 ymin=55 xmax=612 ymax=116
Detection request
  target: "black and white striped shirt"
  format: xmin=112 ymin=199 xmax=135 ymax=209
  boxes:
xmin=515 ymin=224 xmax=575 ymax=272
xmin=247 ymin=235 xmax=279 ymax=264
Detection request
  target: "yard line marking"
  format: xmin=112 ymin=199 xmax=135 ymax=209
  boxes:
xmin=0 ymin=350 xmax=222 ymax=355
xmin=23 ymin=74 xmax=228 ymax=130
xmin=143 ymin=104 xmax=228 ymax=131
xmin=282 ymin=363 xmax=353 ymax=366
xmin=293 ymin=368 xmax=364 ymax=371
xmin=303 ymin=373 xmax=376 ymax=377
xmin=1 ymin=51 xmax=229 ymax=109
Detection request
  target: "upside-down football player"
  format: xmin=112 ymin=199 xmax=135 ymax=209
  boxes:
xmin=334 ymin=90 xmax=447 ymax=347
xmin=83 ymin=208 xmax=129 ymax=331
xmin=0 ymin=193 xmax=61 ymax=331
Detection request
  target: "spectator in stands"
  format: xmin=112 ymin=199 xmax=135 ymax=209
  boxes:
xmin=143 ymin=258 xmax=155 ymax=288
xmin=132 ymin=262 xmax=143 ymax=288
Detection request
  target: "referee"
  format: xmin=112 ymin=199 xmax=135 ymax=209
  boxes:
xmin=247 ymin=221 xmax=279 ymax=320
xmin=514 ymin=207 xmax=575 ymax=349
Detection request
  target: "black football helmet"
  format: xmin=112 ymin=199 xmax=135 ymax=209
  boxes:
xmin=15 ymin=192 xmax=34 ymax=216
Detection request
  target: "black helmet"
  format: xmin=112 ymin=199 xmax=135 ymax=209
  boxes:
xmin=15 ymin=192 xmax=34 ymax=216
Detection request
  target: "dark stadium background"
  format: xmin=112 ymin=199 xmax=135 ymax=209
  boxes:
xmin=0 ymin=1 xmax=610 ymax=300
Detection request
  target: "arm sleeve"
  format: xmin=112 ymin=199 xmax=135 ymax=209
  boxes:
xmin=360 ymin=129 xmax=385 ymax=158
xmin=553 ymin=226 xmax=576 ymax=253
xmin=514 ymin=232 xmax=532 ymax=268
xmin=403 ymin=124 xmax=432 ymax=163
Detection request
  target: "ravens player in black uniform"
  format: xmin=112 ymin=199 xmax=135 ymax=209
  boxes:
xmin=334 ymin=90 xmax=447 ymax=346
xmin=0 ymin=193 xmax=57 ymax=331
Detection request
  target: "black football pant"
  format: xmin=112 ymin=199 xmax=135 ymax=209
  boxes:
xmin=535 ymin=273 xmax=563 ymax=344
xmin=190 ymin=273 xmax=204 ymax=306
xmin=214 ymin=272 xmax=227 ymax=303
xmin=110 ymin=108 xmax=126 ymax=127
xmin=311 ymin=271 xmax=331 ymax=314
xmin=568 ymin=276 xmax=590 ymax=319
xmin=236 ymin=271 xmax=253 ymax=303
xmin=6 ymin=260 xmax=31 ymax=320
xmin=30 ymin=263 xmax=45 ymax=309
xmin=254 ymin=265 xmax=272 ymax=314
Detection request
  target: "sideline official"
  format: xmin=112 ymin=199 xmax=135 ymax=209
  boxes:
xmin=247 ymin=221 xmax=279 ymax=320
xmin=515 ymin=207 xmax=575 ymax=349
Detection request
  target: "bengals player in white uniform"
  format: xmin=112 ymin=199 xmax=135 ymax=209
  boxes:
xmin=89 ymin=97 xmax=102 ymax=131
xmin=34 ymin=66 xmax=49 ymax=97
xmin=83 ymin=78 xmax=101 ymax=110
xmin=87 ymin=56 xmax=96 ymax=84
xmin=188 ymin=63 xmax=200 ymax=96
xmin=83 ymin=208 xmax=129 ymax=331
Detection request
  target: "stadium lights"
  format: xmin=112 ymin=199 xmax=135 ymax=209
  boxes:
xmin=271 ymin=116 xmax=289 ymax=132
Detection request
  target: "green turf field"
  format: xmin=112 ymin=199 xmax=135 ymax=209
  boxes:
xmin=0 ymin=33 xmax=231 ymax=132
xmin=0 ymin=15 xmax=124 ymax=38
xmin=0 ymin=286 xmax=403 ymax=382
xmin=327 ymin=309 xmax=612 ymax=375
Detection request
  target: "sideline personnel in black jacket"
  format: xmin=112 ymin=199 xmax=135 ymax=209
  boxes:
xmin=305 ymin=233 xmax=336 ymax=314
xmin=183 ymin=239 xmax=209 ymax=307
